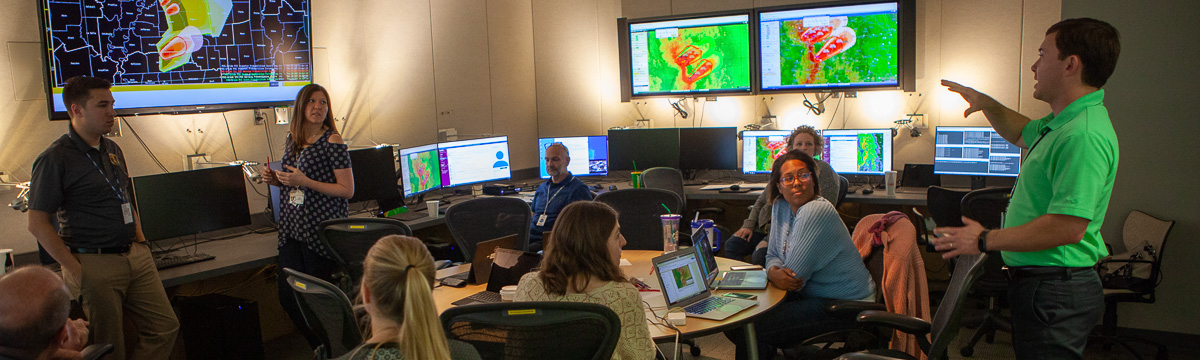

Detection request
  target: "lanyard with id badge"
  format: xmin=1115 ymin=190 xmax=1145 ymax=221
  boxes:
xmin=536 ymin=184 xmax=566 ymax=227
xmin=288 ymin=147 xmax=308 ymax=207
xmin=87 ymin=148 xmax=133 ymax=224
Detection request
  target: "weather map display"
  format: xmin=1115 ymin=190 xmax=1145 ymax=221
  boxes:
xmin=39 ymin=0 xmax=312 ymax=119
xmin=400 ymin=144 xmax=443 ymax=197
xmin=628 ymin=14 xmax=752 ymax=96
xmin=820 ymin=129 xmax=892 ymax=175
xmin=759 ymin=2 xmax=899 ymax=91
xmin=740 ymin=130 xmax=793 ymax=174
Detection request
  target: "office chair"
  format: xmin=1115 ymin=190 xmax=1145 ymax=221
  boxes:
xmin=836 ymin=253 xmax=990 ymax=360
xmin=317 ymin=218 xmax=412 ymax=297
xmin=925 ymin=186 xmax=969 ymax=228
xmin=443 ymin=197 xmax=532 ymax=261
xmin=283 ymin=267 xmax=363 ymax=360
xmin=80 ymin=343 xmax=114 ymax=360
xmin=957 ymin=187 xmax=1012 ymax=357
xmin=595 ymin=188 xmax=682 ymax=251
xmin=1094 ymin=210 xmax=1174 ymax=360
xmin=440 ymin=301 xmax=622 ymax=360
xmin=641 ymin=166 xmax=725 ymax=218
xmin=837 ymin=175 xmax=850 ymax=207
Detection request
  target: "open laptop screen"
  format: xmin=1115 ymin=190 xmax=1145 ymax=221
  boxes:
xmin=692 ymin=230 xmax=719 ymax=284
xmin=654 ymin=251 xmax=709 ymax=305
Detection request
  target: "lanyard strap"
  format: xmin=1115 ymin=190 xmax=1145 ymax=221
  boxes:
xmin=542 ymin=181 xmax=567 ymax=214
xmin=1010 ymin=127 xmax=1053 ymax=198
xmin=87 ymin=151 xmax=126 ymax=203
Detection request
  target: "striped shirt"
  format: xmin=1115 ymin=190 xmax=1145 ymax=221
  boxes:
xmin=766 ymin=197 xmax=873 ymax=300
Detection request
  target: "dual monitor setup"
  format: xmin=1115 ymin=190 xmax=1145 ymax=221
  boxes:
xmin=620 ymin=0 xmax=917 ymax=99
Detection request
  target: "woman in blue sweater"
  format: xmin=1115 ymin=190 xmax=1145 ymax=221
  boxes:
xmin=725 ymin=150 xmax=874 ymax=360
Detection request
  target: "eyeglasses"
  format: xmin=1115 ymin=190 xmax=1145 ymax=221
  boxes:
xmin=780 ymin=172 xmax=813 ymax=186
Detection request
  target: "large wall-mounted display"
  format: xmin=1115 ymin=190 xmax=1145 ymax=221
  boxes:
xmin=38 ymin=0 xmax=313 ymax=120
xmin=619 ymin=11 xmax=753 ymax=99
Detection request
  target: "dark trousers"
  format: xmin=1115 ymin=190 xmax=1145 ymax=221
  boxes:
xmin=1008 ymin=268 xmax=1104 ymax=359
xmin=724 ymin=294 xmax=852 ymax=360
xmin=276 ymin=240 xmax=339 ymax=349
xmin=723 ymin=232 xmax=766 ymax=261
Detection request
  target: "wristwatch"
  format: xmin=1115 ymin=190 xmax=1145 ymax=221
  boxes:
xmin=977 ymin=230 xmax=990 ymax=253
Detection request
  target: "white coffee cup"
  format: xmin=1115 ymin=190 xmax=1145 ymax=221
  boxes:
xmin=427 ymin=200 xmax=439 ymax=217
xmin=885 ymin=171 xmax=898 ymax=196
xmin=0 ymin=249 xmax=13 ymax=276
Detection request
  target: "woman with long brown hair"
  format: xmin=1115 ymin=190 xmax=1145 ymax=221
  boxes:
xmin=513 ymin=201 xmax=654 ymax=360
xmin=262 ymin=83 xmax=355 ymax=348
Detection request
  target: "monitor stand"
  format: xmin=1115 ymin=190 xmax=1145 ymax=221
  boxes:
xmin=970 ymin=176 xmax=987 ymax=190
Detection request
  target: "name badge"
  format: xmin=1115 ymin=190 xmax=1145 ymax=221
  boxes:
xmin=122 ymin=202 xmax=134 ymax=224
xmin=536 ymin=214 xmax=548 ymax=227
xmin=289 ymin=189 xmax=305 ymax=206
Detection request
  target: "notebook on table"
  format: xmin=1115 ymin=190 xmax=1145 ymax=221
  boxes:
xmin=651 ymin=250 xmax=757 ymax=321
xmin=692 ymin=229 xmax=767 ymax=290
xmin=453 ymin=248 xmax=541 ymax=305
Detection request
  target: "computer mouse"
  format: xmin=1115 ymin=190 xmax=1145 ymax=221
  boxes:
xmin=592 ymin=184 xmax=602 ymax=190
xmin=729 ymin=184 xmax=741 ymax=191
xmin=861 ymin=187 xmax=874 ymax=195
xmin=609 ymin=185 xmax=618 ymax=190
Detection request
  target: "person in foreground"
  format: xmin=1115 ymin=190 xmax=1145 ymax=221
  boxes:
xmin=724 ymin=150 xmax=873 ymax=360
xmin=514 ymin=201 xmax=655 ymax=360
xmin=936 ymin=18 xmax=1120 ymax=359
xmin=528 ymin=142 xmax=594 ymax=252
xmin=26 ymin=76 xmax=178 ymax=360
xmin=338 ymin=235 xmax=480 ymax=360
xmin=262 ymin=83 xmax=355 ymax=348
xmin=724 ymin=125 xmax=840 ymax=265
xmin=0 ymin=266 xmax=89 ymax=360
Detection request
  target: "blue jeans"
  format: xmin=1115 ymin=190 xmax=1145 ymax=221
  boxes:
xmin=1008 ymin=268 xmax=1104 ymax=359
xmin=723 ymin=293 xmax=854 ymax=360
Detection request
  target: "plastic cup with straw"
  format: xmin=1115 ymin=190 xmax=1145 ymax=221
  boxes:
xmin=660 ymin=203 xmax=680 ymax=252
xmin=631 ymin=161 xmax=642 ymax=188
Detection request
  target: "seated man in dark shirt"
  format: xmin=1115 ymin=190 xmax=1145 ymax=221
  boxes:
xmin=0 ymin=266 xmax=88 ymax=360
xmin=527 ymin=143 xmax=594 ymax=252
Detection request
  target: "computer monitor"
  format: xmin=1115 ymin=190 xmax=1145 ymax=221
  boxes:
xmin=934 ymin=126 xmax=1021 ymax=177
xmin=740 ymin=130 xmax=793 ymax=174
xmin=538 ymin=136 xmax=609 ymax=179
xmin=133 ymin=166 xmax=251 ymax=242
xmin=348 ymin=146 xmax=400 ymax=203
xmin=757 ymin=0 xmax=912 ymax=93
xmin=679 ymin=127 xmax=738 ymax=171
xmin=437 ymin=136 xmax=512 ymax=188
xmin=399 ymin=144 xmax=443 ymax=197
xmin=607 ymin=128 xmax=681 ymax=171
xmin=820 ymin=129 xmax=893 ymax=175
xmin=37 ymin=0 xmax=313 ymax=120
xmin=621 ymin=12 xmax=753 ymax=98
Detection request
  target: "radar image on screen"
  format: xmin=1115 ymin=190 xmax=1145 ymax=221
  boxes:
xmin=776 ymin=12 xmax=897 ymax=86
xmin=644 ymin=24 xmax=750 ymax=92
xmin=754 ymin=136 xmax=789 ymax=172
xmin=406 ymin=151 xmax=441 ymax=194
xmin=856 ymin=133 xmax=886 ymax=172
xmin=44 ymin=0 xmax=311 ymax=86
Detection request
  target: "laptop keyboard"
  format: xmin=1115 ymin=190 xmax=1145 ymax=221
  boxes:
xmin=453 ymin=291 xmax=502 ymax=305
xmin=721 ymin=272 xmax=745 ymax=285
xmin=154 ymin=253 xmax=215 ymax=270
xmin=685 ymin=296 xmax=733 ymax=315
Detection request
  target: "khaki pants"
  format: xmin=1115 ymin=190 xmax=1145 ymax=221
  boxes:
xmin=63 ymin=242 xmax=179 ymax=360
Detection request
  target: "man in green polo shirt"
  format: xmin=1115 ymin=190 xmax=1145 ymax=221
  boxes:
xmin=935 ymin=18 xmax=1121 ymax=359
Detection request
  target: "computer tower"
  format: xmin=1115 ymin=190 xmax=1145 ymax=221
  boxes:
xmin=176 ymin=294 xmax=265 ymax=360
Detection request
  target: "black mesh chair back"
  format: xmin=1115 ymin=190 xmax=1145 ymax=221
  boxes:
xmin=837 ymin=175 xmax=850 ymax=207
xmin=595 ymin=188 xmax=682 ymax=250
xmin=960 ymin=188 xmax=1013 ymax=287
xmin=926 ymin=186 xmax=969 ymax=227
xmin=284 ymin=267 xmax=363 ymax=359
xmin=445 ymin=197 xmax=532 ymax=260
xmin=317 ymin=218 xmax=412 ymax=297
xmin=927 ymin=253 xmax=989 ymax=359
xmin=441 ymin=301 xmax=621 ymax=360
xmin=641 ymin=167 xmax=686 ymax=204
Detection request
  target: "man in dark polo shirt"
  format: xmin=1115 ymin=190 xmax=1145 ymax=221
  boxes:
xmin=936 ymin=18 xmax=1121 ymax=359
xmin=27 ymin=76 xmax=178 ymax=360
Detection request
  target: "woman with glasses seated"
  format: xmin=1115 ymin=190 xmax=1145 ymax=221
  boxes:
xmin=514 ymin=201 xmax=655 ymax=360
xmin=724 ymin=150 xmax=874 ymax=360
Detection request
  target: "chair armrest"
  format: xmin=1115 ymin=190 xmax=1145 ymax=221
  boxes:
xmin=856 ymin=310 xmax=931 ymax=335
xmin=837 ymin=352 xmax=905 ymax=360
xmin=1097 ymin=259 xmax=1155 ymax=267
xmin=825 ymin=300 xmax=886 ymax=318
xmin=81 ymin=344 xmax=115 ymax=360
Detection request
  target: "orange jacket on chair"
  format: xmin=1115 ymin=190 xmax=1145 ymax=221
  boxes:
xmin=853 ymin=212 xmax=932 ymax=360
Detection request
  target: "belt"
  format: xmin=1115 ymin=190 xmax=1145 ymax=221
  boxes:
xmin=1005 ymin=265 xmax=1094 ymax=280
xmin=69 ymin=245 xmax=131 ymax=254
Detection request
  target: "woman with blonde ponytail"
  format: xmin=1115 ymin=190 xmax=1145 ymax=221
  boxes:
xmin=337 ymin=235 xmax=480 ymax=360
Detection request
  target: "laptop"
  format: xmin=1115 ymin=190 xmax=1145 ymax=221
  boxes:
xmin=453 ymin=248 xmax=542 ymax=305
xmin=439 ymin=234 xmax=519 ymax=284
xmin=651 ymin=250 xmax=757 ymax=321
xmin=692 ymin=229 xmax=768 ymax=290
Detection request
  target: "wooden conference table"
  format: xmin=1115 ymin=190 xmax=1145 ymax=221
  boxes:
xmin=432 ymin=249 xmax=786 ymax=360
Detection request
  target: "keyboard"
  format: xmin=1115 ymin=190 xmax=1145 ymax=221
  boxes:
xmin=721 ymin=272 xmax=745 ymax=285
xmin=155 ymin=253 xmax=215 ymax=270
xmin=452 ymin=291 xmax=501 ymax=305
xmin=684 ymin=296 xmax=733 ymax=315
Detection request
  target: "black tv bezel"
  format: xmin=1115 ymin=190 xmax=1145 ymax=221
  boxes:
xmin=36 ymin=0 xmax=315 ymax=120
xmin=753 ymin=0 xmax=915 ymax=95
xmin=618 ymin=9 xmax=758 ymax=101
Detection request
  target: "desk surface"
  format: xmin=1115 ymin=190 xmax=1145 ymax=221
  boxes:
xmin=432 ymin=249 xmax=785 ymax=340
xmin=684 ymin=185 xmax=928 ymax=206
